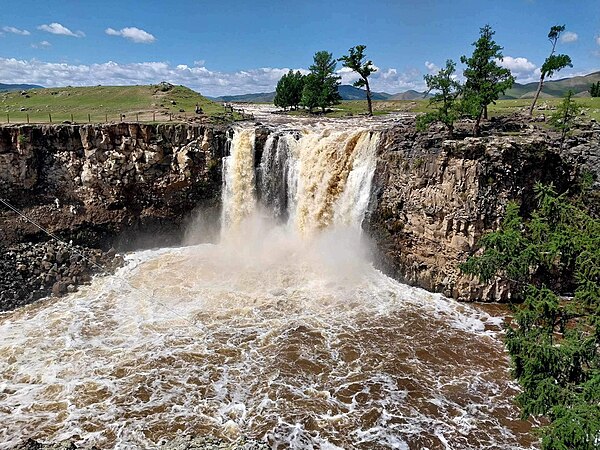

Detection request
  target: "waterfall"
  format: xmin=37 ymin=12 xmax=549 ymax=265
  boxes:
xmin=222 ymin=126 xmax=380 ymax=234
xmin=221 ymin=128 xmax=256 ymax=230
xmin=0 ymin=123 xmax=534 ymax=450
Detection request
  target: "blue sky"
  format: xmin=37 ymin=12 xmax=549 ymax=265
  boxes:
xmin=1 ymin=0 xmax=599 ymax=95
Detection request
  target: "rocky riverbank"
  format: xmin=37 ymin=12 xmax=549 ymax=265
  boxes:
xmin=0 ymin=122 xmax=227 ymax=311
xmin=0 ymin=240 xmax=123 ymax=311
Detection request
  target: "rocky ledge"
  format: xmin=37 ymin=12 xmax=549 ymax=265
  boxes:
xmin=366 ymin=117 xmax=600 ymax=301
xmin=0 ymin=240 xmax=123 ymax=311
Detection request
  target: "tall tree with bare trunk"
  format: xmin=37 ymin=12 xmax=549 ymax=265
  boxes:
xmin=339 ymin=45 xmax=377 ymax=116
xmin=528 ymin=25 xmax=573 ymax=117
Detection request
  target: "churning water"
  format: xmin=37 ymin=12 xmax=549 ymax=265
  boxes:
xmin=0 ymin=124 xmax=536 ymax=449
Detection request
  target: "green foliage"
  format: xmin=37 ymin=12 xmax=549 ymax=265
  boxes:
xmin=590 ymin=81 xmax=600 ymax=98
xmin=460 ymin=24 xmax=515 ymax=134
xmin=274 ymin=70 xmax=305 ymax=110
xmin=549 ymin=90 xmax=582 ymax=145
xmin=461 ymin=183 xmax=600 ymax=450
xmin=541 ymin=54 xmax=573 ymax=79
xmin=416 ymin=59 xmax=462 ymax=136
xmin=338 ymin=45 xmax=377 ymax=115
xmin=301 ymin=51 xmax=341 ymax=112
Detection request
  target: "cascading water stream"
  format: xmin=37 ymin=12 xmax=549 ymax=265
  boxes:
xmin=0 ymin=123 xmax=537 ymax=449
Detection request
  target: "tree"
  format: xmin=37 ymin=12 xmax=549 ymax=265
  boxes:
xmin=461 ymin=182 xmax=600 ymax=450
xmin=416 ymin=59 xmax=462 ymax=137
xmin=301 ymin=51 xmax=341 ymax=113
xmin=338 ymin=45 xmax=377 ymax=116
xmin=549 ymin=90 xmax=582 ymax=148
xmin=274 ymin=70 xmax=305 ymax=111
xmin=528 ymin=25 xmax=573 ymax=117
xmin=461 ymin=25 xmax=515 ymax=136
xmin=590 ymin=81 xmax=600 ymax=98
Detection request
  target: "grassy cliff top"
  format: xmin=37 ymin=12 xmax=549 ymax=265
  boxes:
xmin=0 ymin=84 xmax=231 ymax=124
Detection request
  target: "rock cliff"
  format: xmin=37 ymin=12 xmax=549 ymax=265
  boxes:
xmin=0 ymin=123 xmax=227 ymax=249
xmin=365 ymin=119 xmax=600 ymax=301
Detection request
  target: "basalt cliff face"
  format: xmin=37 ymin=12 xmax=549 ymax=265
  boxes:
xmin=365 ymin=120 xmax=600 ymax=301
xmin=0 ymin=123 xmax=227 ymax=249
xmin=1 ymin=120 xmax=598 ymax=305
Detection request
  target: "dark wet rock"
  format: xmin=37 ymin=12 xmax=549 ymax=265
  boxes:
xmin=10 ymin=436 xmax=269 ymax=450
xmin=0 ymin=240 xmax=124 ymax=311
xmin=160 ymin=436 xmax=270 ymax=450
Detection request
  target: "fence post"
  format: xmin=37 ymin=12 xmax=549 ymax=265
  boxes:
xmin=88 ymin=114 xmax=91 ymax=123
xmin=71 ymin=113 xmax=74 ymax=123
xmin=153 ymin=111 xmax=156 ymax=122
xmin=6 ymin=113 xmax=9 ymax=124
xmin=49 ymin=113 xmax=52 ymax=123
xmin=105 ymin=113 xmax=108 ymax=123
xmin=136 ymin=112 xmax=139 ymax=122
xmin=27 ymin=114 xmax=29 ymax=124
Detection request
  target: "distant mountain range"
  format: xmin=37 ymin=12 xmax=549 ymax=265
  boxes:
xmin=501 ymin=71 xmax=600 ymax=99
xmin=210 ymin=84 xmax=430 ymax=103
xmin=211 ymin=71 xmax=600 ymax=103
xmin=0 ymin=83 xmax=44 ymax=92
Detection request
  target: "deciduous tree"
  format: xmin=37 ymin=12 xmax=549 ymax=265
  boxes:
xmin=338 ymin=45 xmax=377 ymax=116
xmin=528 ymin=25 xmax=573 ymax=117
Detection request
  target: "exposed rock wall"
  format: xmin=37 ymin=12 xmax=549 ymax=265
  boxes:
xmin=0 ymin=123 xmax=227 ymax=248
xmin=366 ymin=120 xmax=600 ymax=301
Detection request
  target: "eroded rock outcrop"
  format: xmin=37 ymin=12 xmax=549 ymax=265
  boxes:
xmin=366 ymin=119 xmax=600 ymax=301
xmin=0 ymin=123 xmax=227 ymax=248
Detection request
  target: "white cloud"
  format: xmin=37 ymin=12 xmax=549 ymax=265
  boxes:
xmin=596 ymin=36 xmax=600 ymax=46
xmin=38 ymin=23 xmax=84 ymax=37
xmin=31 ymin=41 xmax=52 ymax=49
xmin=0 ymin=57 xmax=430 ymax=96
xmin=496 ymin=56 xmax=538 ymax=82
xmin=337 ymin=64 xmax=423 ymax=92
xmin=424 ymin=61 xmax=439 ymax=73
xmin=560 ymin=31 xmax=578 ymax=43
xmin=2 ymin=26 xmax=30 ymax=36
xmin=105 ymin=27 xmax=155 ymax=44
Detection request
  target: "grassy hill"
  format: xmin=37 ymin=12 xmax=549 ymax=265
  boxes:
xmin=0 ymin=83 xmax=224 ymax=124
xmin=503 ymin=72 xmax=600 ymax=99
xmin=389 ymin=90 xmax=430 ymax=100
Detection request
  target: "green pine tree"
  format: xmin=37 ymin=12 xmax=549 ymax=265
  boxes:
xmin=301 ymin=51 xmax=341 ymax=113
xmin=461 ymin=182 xmax=600 ymax=450
xmin=461 ymin=25 xmax=515 ymax=136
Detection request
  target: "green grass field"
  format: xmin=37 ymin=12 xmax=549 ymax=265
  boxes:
xmin=299 ymin=97 xmax=600 ymax=122
xmin=0 ymin=84 xmax=232 ymax=124
xmin=2 ymin=83 xmax=599 ymax=125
